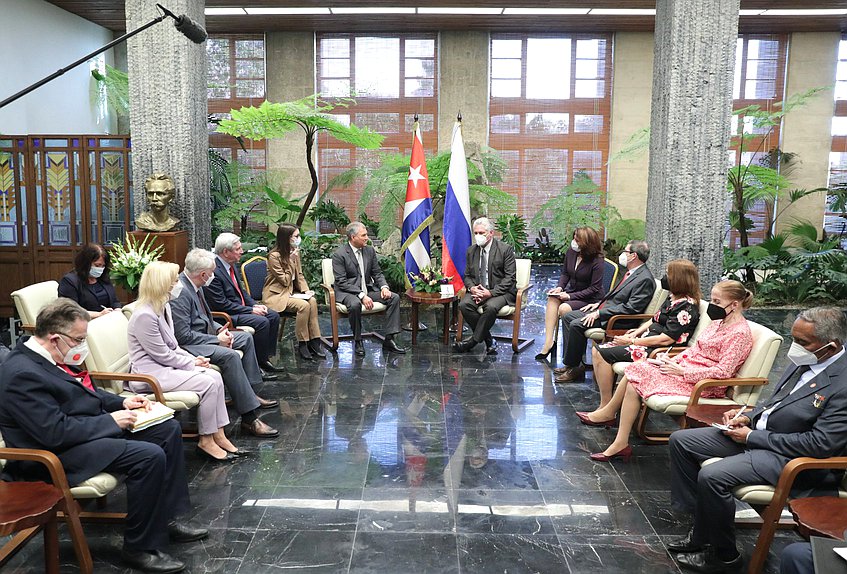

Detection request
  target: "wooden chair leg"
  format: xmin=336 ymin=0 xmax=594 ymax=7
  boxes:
xmin=455 ymin=312 xmax=464 ymax=343
xmin=43 ymin=512 xmax=59 ymax=574
xmin=60 ymin=497 xmax=93 ymax=574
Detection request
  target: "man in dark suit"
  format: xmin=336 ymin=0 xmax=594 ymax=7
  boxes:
xmin=331 ymin=221 xmax=406 ymax=357
xmin=170 ymin=248 xmax=280 ymax=438
xmin=555 ymin=240 xmax=655 ymax=382
xmin=205 ymin=233 xmax=283 ymax=373
xmin=454 ymin=217 xmax=517 ymax=355
xmin=668 ymin=307 xmax=847 ymax=573
xmin=0 ymin=298 xmax=207 ymax=573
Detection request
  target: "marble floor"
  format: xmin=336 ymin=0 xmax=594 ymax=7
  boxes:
xmin=2 ymin=267 xmax=811 ymax=573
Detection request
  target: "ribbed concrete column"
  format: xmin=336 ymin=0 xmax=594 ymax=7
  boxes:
xmin=126 ymin=0 xmax=210 ymax=249
xmin=438 ymin=31 xmax=489 ymax=153
xmin=645 ymin=0 xmax=739 ymax=290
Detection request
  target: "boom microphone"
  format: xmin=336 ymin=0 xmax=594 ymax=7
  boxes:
xmin=156 ymin=4 xmax=208 ymax=44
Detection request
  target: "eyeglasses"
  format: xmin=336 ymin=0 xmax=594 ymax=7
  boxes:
xmin=622 ymin=249 xmax=633 ymax=254
xmin=58 ymin=332 xmax=87 ymax=345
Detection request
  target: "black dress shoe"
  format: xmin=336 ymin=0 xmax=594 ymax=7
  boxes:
xmin=168 ymin=520 xmax=209 ymax=543
xmin=675 ymin=549 xmax=742 ymax=573
xmin=256 ymin=396 xmax=279 ymax=409
xmin=298 ymin=343 xmax=315 ymax=361
xmin=121 ymin=548 xmax=185 ymax=573
xmin=667 ymin=528 xmax=704 ymax=553
xmin=195 ymin=446 xmax=238 ymax=463
xmin=261 ymin=372 xmax=279 ymax=382
xmin=259 ymin=361 xmax=285 ymax=373
xmin=485 ymin=339 xmax=497 ymax=355
xmin=383 ymin=338 xmax=407 ymax=354
xmin=354 ymin=340 xmax=366 ymax=357
xmin=308 ymin=340 xmax=327 ymax=359
xmin=453 ymin=340 xmax=477 ymax=353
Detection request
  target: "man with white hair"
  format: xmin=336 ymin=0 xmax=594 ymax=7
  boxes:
xmin=206 ymin=233 xmax=282 ymax=373
xmin=170 ymin=248 xmax=279 ymax=438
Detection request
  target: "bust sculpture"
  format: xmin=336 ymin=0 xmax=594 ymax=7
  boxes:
xmin=135 ymin=173 xmax=180 ymax=232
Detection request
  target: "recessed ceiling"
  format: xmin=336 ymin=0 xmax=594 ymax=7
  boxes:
xmin=44 ymin=1 xmax=847 ymax=34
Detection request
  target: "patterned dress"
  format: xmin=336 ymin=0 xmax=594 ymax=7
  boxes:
xmin=624 ymin=317 xmax=754 ymax=400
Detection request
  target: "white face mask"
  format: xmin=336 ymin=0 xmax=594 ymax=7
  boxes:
xmin=169 ymin=282 xmax=184 ymax=300
xmin=787 ymin=341 xmax=833 ymax=366
xmin=618 ymin=251 xmax=630 ymax=267
xmin=292 ymin=237 xmax=302 ymax=248
xmin=203 ymin=272 xmax=214 ymax=287
xmin=89 ymin=266 xmax=105 ymax=279
xmin=56 ymin=335 xmax=89 ymax=366
xmin=571 ymin=239 xmax=581 ymax=252
xmin=474 ymin=234 xmax=489 ymax=247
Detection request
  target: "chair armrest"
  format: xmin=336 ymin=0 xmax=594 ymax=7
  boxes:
xmin=320 ymin=283 xmax=336 ymax=308
xmin=0 ymin=447 xmax=74 ymax=493
xmin=605 ymin=314 xmax=653 ymax=334
xmin=211 ymin=312 xmax=234 ymax=330
xmin=20 ymin=323 xmax=36 ymax=333
xmin=688 ymin=377 xmax=769 ymax=406
xmin=89 ymin=371 xmax=167 ymax=404
xmin=515 ymin=283 xmax=533 ymax=312
xmin=649 ymin=347 xmax=686 ymax=358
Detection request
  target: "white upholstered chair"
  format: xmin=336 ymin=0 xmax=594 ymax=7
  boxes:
xmin=11 ymin=280 xmax=59 ymax=333
xmin=319 ymin=258 xmax=387 ymax=351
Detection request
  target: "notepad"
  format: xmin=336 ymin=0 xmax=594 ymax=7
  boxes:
xmin=710 ymin=422 xmax=732 ymax=431
xmin=130 ymin=401 xmax=175 ymax=432
xmin=291 ymin=293 xmax=313 ymax=300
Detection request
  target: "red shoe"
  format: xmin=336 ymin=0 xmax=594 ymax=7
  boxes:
xmin=575 ymin=411 xmax=616 ymax=428
xmin=589 ymin=445 xmax=632 ymax=462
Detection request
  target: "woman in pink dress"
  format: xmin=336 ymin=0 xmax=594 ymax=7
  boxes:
xmin=581 ymin=280 xmax=754 ymax=462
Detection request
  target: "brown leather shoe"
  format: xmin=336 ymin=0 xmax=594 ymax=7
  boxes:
xmin=555 ymin=364 xmax=586 ymax=383
xmin=240 ymin=418 xmax=279 ymax=437
xmin=256 ymin=396 xmax=279 ymax=409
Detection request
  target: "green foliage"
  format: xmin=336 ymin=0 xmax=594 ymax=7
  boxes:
xmin=409 ymin=265 xmax=450 ymax=293
xmin=298 ymin=233 xmax=344 ymax=289
xmin=607 ymin=127 xmax=650 ymax=163
xmin=308 ymin=199 xmax=350 ymax=231
xmin=529 ymin=172 xmax=619 ymax=251
xmin=359 ymin=212 xmax=380 ymax=235
xmin=109 ymin=233 xmax=164 ymax=292
xmin=377 ymin=254 xmax=406 ymax=293
xmin=526 ymin=228 xmax=565 ymax=263
xmin=212 ymin=164 xmax=301 ymax=233
xmin=91 ymin=65 xmax=129 ymax=117
xmin=495 ymin=214 xmax=528 ymax=257
xmin=604 ymin=216 xmax=646 ymax=256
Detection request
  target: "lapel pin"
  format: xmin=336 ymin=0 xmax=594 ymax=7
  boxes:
xmin=813 ymin=393 xmax=825 ymax=408
xmin=810 ymin=383 xmax=816 ymax=388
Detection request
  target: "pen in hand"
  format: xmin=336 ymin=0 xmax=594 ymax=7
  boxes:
xmin=727 ymin=403 xmax=750 ymax=426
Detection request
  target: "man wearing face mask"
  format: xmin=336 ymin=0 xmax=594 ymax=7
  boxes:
xmin=169 ymin=249 xmax=280 ymax=438
xmin=454 ymin=217 xmax=517 ymax=355
xmin=555 ymin=240 xmax=656 ymax=382
xmin=667 ymin=307 xmax=847 ymax=573
xmin=0 ymin=298 xmax=206 ymax=573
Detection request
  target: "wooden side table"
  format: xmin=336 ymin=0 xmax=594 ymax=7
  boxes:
xmin=685 ymin=404 xmax=750 ymax=428
xmin=0 ymin=481 xmax=65 ymax=573
xmin=789 ymin=496 xmax=847 ymax=540
xmin=405 ymin=289 xmax=457 ymax=345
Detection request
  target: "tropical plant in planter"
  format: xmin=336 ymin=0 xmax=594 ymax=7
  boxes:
xmin=308 ymin=199 xmax=350 ymax=233
xmin=495 ymin=214 xmax=529 ymax=257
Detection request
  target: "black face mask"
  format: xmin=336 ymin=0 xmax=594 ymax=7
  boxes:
xmin=706 ymin=302 xmax=731 ymax=321
xmin=660 ymin=275 xmax=670 ymax=292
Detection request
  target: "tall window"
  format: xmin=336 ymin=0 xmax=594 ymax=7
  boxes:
xmin=727 ymin=34 xmax=788 ymax=248
xmin=488 ymin=34 xmax=612 ymax=228
xmin=207 ymin=35 xmax=267 ymax=170
xmin=828 ymin=37 xmax=847 ymax=246
xmin=317 ymin=34 xmax=438 ymax=220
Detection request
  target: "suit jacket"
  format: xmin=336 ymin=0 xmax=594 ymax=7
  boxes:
xmin=595 ymin=264 xmax=655 ymax=323
xmin=205 ymin=257 xmax=257 ymax=315
xmin=58 ymin=271 xmax=121 ymax=312
xmin=263 ymin=249 xmax=310 ymax=310
xmin=127 ymin=302 xmax=202 ymax=393
xmin=0 ymin=340 xmax=127 ymax=485
xmin=170 ymin=273 xmax=224 ymax=347
xmin=332 ymin=243 xmax=388 ymax=297
xmin=463 ymin=238 xmax=517 ymax=304
xmin=556 ymin=249 xmax=605 ymax=303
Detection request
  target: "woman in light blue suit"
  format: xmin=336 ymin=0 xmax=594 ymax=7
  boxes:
xmin=128 ymin=261 xmax=241 ymax=462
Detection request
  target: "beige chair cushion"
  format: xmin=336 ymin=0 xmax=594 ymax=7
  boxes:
xmin=321 ymin=258 xmax=389 ymax=314
xmin=585 ymin=279 xmax=668 ymax=342
xmin=12 ymin=280 xmax=59 ymax=326
xmin=121 ymin=301 xmax=139 ymax=321
xmin=471 ymin=258 xmax=531 ymax=317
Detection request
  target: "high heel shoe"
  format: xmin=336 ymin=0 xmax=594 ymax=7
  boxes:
xmin=575 ymin=411 xmax=616 ymax=428
xmin=195 ymin=446 xmax=237 ymax=463
xmin=535 ymin=342 xmax=556 ymax=361
xmin=589 ymin=445 xmax=632 ymax=462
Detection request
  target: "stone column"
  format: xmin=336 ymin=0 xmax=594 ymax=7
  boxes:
xmin=438 ymin=31 xmax=489 ymax=154
xmin=645 ymin=0 xmax=739 ymax=290
xmin=126 ymin=0 xmax=210 ymax=249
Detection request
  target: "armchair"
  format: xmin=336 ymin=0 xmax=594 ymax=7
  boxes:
xmin=11 ymin=280 xmax=59 ymax=334
xmin=241 ymin=255 xmax=296 ymax=343
xmin=584 ymin=278 xmax=668 ymax=343
xmin=319 ymin=258 xmax=387 ymax=351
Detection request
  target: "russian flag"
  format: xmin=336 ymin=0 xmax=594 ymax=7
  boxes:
xmin=400 ymin=121 xmax=433 ymax=283
xmin=442 ymin=121 xmax=471 ymax=293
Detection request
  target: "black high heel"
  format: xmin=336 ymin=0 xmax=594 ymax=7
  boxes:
xmin=535 ymin=342 xmax=556 ymax=361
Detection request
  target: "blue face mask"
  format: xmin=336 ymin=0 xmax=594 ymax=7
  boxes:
xmin=89 ymin=266 xmax=105 ymax=279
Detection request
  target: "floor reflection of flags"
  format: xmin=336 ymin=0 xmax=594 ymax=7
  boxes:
xmin=442 ymin=120 xmax=471 ymax=293
xmin=401 ymin=121 xmax=433 ymax=282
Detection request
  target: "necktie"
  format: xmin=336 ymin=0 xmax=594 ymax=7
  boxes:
xmin=767 ymin=365 xmax=812 ymax=407
xmin=480 ymin=248 xmax=489 ymax=289
xmin=356 ymin=249 xmax=367 ymax=293
xmin=59 ymin=364 xmax=95 ymax=391
xmin=229 ymin=265 xmax=245 ymax=305
xmin=197 ymin=288 xmax=213 ymax=327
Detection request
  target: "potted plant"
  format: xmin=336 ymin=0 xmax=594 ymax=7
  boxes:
xmin=409 ymin=265 xmax=452 ymax=298
xmin=308 ymin=199 xmax=350 ymax=234
xmin=109 ymin=233 xmax=164 ymax=295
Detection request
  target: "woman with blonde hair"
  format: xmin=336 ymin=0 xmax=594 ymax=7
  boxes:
xmin=128 ymin=261 xmax=242 ymax=462
xmin=584 ymin=259 xmax=702 ymax=411
xmin=536 ymin=226 xmax=606 ymax=361
xmin=582 ymin=280 xmax=754 ymax=463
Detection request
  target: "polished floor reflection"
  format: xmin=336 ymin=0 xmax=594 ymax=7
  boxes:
xmin=3 ymin=267 xmax=808 ymax=573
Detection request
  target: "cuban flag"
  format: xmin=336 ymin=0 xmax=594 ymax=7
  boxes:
xmin=442 ymin=121 xmax=471 ymax=293
xmin=400 ymin=121 xmax=434 ymax=283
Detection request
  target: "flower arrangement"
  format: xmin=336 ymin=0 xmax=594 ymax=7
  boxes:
xmin=109 ymin=233 xmax=164 ymax=292
xmin=409 ymin=265 xmax=452 ymax=294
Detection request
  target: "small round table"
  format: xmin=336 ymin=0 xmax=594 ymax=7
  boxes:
xmin=405 ymin=289 xmax=458 ymax=346
xmin=0 ymin=481 xmax=65 ymax=573
xmin=789 ymin=496 xmax=847 ymax=540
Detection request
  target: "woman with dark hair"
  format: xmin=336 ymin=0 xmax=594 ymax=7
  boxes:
xmin=535 ymin=226 xmax=606 ymax=361
xmin=582 ymin=259 xmax=702 ymax=411
xmin=58 ymin=243 xmax=120 ymax=319
xmin=263 ymin=224 xmax=325 ymax=361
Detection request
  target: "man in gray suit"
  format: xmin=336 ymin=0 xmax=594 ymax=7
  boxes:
xmin=332 ymin=222 xmax=406 ymax=357
xmin=454 ymin=217 xmax=517 ymax=355
xmin=668 ymin=307 xmax=847 ymax=573
xmin=555 ymin=240 xmax=655 ymax=382
xmin=170 ymin=249 xmax=279 ymax=438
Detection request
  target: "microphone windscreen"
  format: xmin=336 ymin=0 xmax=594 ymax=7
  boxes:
xmin=174 ymin=14 xmax=207 ymax=44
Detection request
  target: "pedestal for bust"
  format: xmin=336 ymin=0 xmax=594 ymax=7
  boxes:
xmin=129 ymin=230 xmax=189 ymax=270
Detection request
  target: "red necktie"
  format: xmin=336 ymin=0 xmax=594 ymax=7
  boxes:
xmin=599 ymin=271 xmax=631 ymax=310
xmin=59 ymin=364 xmax=95 ymax=391
xmin=229 ymin=265 xmax=245 ymax=306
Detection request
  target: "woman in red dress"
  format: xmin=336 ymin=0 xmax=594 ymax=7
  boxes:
xmin=581 ymin=280 xmax=754 ymax=462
